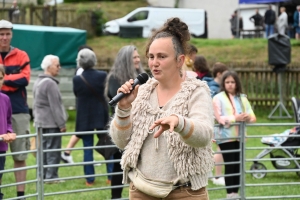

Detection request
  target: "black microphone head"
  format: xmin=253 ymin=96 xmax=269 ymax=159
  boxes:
xmin=137 ymin=73 xmax=149 ymax=84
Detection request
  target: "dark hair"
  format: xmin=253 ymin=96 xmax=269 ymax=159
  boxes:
xmin=220 ymin=71 xmax=244 ymax=113
xmin=78 ymin=45 xmax=93 ymax=52
xmin=194 ymin=55 xmax=210 ymax=73
xmin=0 ymin=64 xmax=4 ymax=76
xmin=212 ymin=62 xmax=228 ymax=78
xmin=220 ymin=71 xmax=243 ymax=95
xmin=188 ymin=44 xmax=198 ymax=55
xmin=145 ymin=17 xmax=190 ymax=58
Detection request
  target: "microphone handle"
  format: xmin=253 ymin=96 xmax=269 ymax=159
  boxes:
xmin=108 ymin=92 xmax=125 ymax=106
xmin=108 ymin=79 xmax=140 ymax=106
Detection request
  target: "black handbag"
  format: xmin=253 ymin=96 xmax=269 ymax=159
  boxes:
xmin=95 ymin=133 xmax=118 ymax=160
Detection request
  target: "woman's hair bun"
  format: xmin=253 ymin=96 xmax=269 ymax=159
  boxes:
xmin=145 ymin=17 xmax=191 ymax=57
xmin=165 ymin=17 xmax=190 ymax=42
xmin=166 ymin=18 xmax=188 ymax=31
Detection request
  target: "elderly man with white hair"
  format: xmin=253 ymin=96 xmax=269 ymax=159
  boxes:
xmin=32 ymin=55 xmax=67 ymax=183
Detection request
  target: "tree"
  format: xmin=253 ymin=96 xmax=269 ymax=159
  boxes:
xmin=174 ymin=0 xmax=180 ymax=8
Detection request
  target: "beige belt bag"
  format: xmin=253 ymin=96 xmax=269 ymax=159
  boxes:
xmin=129 ymin=168 xmax=174 ymax=198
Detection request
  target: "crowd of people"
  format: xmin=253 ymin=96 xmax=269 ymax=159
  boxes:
xmin=230 ymin=4 xmax=300 ymax=39
xmin=0 ymin=13 xmax=260 ymax=199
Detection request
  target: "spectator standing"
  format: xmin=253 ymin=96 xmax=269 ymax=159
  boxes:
xmin=212 ymin=71 xmax=256 ymax=199
xmin=277 ymin=7 xmax=288 ymax=35
xmin=249 ymin=9 xmax=263 ymax=37
xmin=230 ymin=10 xmax=243 ymax=39
xmin=264 ymin=5 xmax=276 ymax=38
xmin=106 ymin=45 xmax=145 ymax=115
xmin=293 ymin=5 xmax=300 ymax=40
xmin=0 ymin=19 xmax=30 ymax=200
xmin=105 ymin=45 xmax=145 ymax=199
xmin=110 ymin=17 xmax=214 ymax=199
xmin=72 ymin=49 xmax=109 ymax=186
xmin=202 ymin=62 xmax=228 ymax=186
xmin=60 ymin=45 xmax=94 ymax=166
xmin=61 ymin=45 xmax=114 ymax=185
xmin=0 ymin=64 xmax=17 ymax=200
xmin=194 ymin=55 xmax=212 ymax=80
xmin=32 ymin=55 xmax=67 ymax=182
xmin=250 ymin=9 xmax=263 ymax=29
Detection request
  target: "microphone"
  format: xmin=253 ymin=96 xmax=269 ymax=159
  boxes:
xmin=108 ymin=73 xmax=149 ymax=106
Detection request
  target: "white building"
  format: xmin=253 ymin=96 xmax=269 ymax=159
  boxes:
xmin=147 ymin=0 xmax=273 ymax=39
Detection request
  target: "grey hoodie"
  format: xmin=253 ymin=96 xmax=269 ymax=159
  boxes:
xmin=33 ymin=74 xmax=67 ymax=129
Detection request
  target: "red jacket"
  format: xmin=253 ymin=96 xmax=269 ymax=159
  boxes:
xmin=0 ymin=46 xmax=30 ymax=114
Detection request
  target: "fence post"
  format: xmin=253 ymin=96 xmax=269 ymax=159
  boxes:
xmin=30 ymin=5 xmax=33 ymax=25
xmin=36 ymin=126 xmax=44 ymax=200
xmin=52 ymin=6 xmax=57 ymax=26
xmin=239 ymin=122 xmax=246 ymax=200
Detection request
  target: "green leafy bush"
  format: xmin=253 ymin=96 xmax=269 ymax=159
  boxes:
xmin=91 ymin=9 xmax=107 ymax=36
xmin=76 ymin=5 xmax=107 ymax=36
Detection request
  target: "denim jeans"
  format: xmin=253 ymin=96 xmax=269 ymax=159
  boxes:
xmin=265 ymin=24 xmax=274 ymax=38
xmin=107 ymin=155 xmax=114 ymax=181
xmin=81 ymin=134 xmax=94 ymax=183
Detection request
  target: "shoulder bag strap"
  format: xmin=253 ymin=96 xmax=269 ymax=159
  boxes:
xmin=80 ymin=74 xmax=108 ymax=110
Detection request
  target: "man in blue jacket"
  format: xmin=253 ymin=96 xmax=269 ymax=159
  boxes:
xmin=294 ymin=5 xmax=300 ymax=40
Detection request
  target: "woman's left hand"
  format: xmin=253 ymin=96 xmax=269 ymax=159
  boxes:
xmin=149 ymin=115 xmax=179 ymax=138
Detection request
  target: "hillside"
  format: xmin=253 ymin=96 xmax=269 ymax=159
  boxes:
xmin=59 ymin=1 xmax=300 ymax=68
xmin=88 ymin=36 xmax=300 ymax=68
xmin=60 ymin=1 xmax=148 ymax=21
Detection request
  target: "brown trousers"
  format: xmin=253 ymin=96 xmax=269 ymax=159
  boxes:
xmin=129 ymin=182 xmax=209 ymax=200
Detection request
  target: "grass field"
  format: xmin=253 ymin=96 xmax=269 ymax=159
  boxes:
xmin=89 ymin=36 xmax=300 ymax=69
xmin=2 ymin=108 xmax=299 ymax=199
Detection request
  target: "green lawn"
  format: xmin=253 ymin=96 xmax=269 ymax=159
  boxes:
xmin=89 ymin=36 xmax=300 ymax=68
xmin=2 ymin=107 xmax=299 ymax=199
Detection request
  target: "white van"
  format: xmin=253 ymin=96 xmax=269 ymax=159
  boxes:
xmin=103 ymin=7 xmax=207 ymax=38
